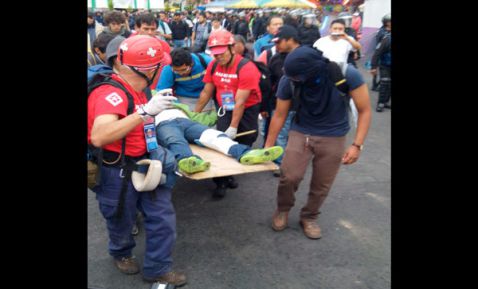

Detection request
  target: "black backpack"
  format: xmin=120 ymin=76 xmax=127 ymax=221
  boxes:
xmin=210 ymin=58 xmax=272 ymax=111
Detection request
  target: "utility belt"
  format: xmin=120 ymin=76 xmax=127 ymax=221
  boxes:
xmin=101 ymin=150 xmax=147 ymax=168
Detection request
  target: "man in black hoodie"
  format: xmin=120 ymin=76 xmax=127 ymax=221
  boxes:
xmin=266 ymin=46 xmax=371 ymax=240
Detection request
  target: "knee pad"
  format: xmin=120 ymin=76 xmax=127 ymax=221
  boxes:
xmin=198 ymin=129 xmax=238 ymax=156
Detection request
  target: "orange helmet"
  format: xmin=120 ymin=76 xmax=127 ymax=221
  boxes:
xmin=117 ymin=35 xmax=164 ymax=85
xmin=207 ymin=30 xmax=235 ymax=55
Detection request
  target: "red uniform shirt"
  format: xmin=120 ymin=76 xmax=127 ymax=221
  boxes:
xmin=88 ymin=74 xmax=148 ymax=157
xmin=202 ymin=54 xmax=262 ymax=108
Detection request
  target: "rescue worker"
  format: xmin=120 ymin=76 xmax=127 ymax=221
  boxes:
xmin=194 ymin=30 xmax=263 ymax=199
xmin=88 ymin=35 xmax=186 ymax=286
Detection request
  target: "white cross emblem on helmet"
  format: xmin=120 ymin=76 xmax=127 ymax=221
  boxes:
xmin=120 ymin=43 xmax=128 ymax=51
xmin=147 ymin=47 xmax=157 ymax=57
xmin=211 ymin=38 xmax=218 ymax=45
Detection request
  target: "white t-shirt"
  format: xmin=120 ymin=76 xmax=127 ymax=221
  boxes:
xmin=156 ymin=21 xmax=172 ymax=41
xmin=313 ymin=36 xmax=356 ymax=64
xmin=155 ymin=108 xmax=188 ymax=125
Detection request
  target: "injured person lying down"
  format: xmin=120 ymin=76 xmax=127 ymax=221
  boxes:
xmin=150 ymin=91 xmax=283 ymax=175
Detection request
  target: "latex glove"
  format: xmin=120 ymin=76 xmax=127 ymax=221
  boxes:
xmin=224 ymin=127 xmax=237 ymax=139
xmin=138 ymin=90 xmax=177 ymax=120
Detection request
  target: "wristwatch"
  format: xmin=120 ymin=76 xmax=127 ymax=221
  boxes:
xmin=352 ymin=143 xmax=364 ymax=151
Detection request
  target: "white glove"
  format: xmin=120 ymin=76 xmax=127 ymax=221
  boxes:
xmin=224 ymin=127 xmax=237 ymax=139
xmin=138 ymin=90 xmax=177 ymax=120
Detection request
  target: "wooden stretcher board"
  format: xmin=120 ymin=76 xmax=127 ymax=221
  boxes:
xmin=182 ymin=144 xmax=279 ymax=180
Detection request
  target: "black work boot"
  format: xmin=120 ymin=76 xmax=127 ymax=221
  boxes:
xmin=226 ymin=176 xmax=238 ymax=189
xmin=213 ymin=183 xmax=227 ymax=199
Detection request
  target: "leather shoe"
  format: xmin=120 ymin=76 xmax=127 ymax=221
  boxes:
xmin=272 ymin=210 xmax=289 ymax=231
xmin=300 ymin=220 xmax=322 ymax=239
xmin=114 ymin=256 xmax=140 ymax=275
xmin=143 ymin=271 xmax=187 ymax=286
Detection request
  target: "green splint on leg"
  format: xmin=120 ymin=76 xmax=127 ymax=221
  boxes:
xmin=178 ymin=156 xmax=210 ymax=174
xmin=239 ymin=146 xmax=284 ymax=165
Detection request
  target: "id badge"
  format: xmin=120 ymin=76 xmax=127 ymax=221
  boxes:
xmin=143 ymin=120 xmax=159 ymax=152
xmin=221 ymin=91 xmax=235 ymax=111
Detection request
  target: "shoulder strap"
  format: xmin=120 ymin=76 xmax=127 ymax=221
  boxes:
xmin=327 ymin=62 xmax=349 ymax=95
xmin=236 ymin=58 xmax=250 ymax=75
xmin=88 ymin=76 xmax=135 ymax=116
xmin=194 ymin=53 xmax=208 ymax=70
xmin=266 ymin=49 xmax=272 ymax=64
xmin=210 ymin=60 xmax=219 ymax=76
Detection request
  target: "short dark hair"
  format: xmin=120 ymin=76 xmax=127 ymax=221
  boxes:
xmin=198 ymin=12 xmax=206 ymax=18
xmin=234 ymin=34 xmax=246 ymax=45
xmin=211 ymin=17 xmax=220 ymax=22
xmin=170 ymin=48 xmax=193 ymax=67
xmin=159 ymin=11 xmax=166 ymax=15
xmin=93 ymin=33 xmax=116 ymax=53
xmin=267 ymin=15 xmax=283 ymax=26
xmin=104 ymin=11 xmax=126 ymax=25
xmin=135 ymin=12 xmax=157 ymax=27
xmin=330 ymin=19 xmax=346 ymax=27
xmin=174 ymin=12 xmax=181 ymax=16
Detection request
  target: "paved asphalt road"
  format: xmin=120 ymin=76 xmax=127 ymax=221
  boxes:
xmin=88 ymin=61 xmax=391 ymax=289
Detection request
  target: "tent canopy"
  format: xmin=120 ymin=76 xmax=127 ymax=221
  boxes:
xmin=227 ymin=0 xmax=260 ymax=9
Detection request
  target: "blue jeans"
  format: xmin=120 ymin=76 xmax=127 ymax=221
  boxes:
xmin=261 ymin=110 xmax=296 ymax=165
xmin=94 ymin=165 xmax=176 ymax=279
xmin=156 ymin=118 xmax=250 ymax=161
xmin=172 ymin=40 xmax=185 ymax=48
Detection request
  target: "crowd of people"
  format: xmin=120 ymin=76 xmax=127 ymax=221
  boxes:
xmin=87 ymin=6 xmax=390 ymax=287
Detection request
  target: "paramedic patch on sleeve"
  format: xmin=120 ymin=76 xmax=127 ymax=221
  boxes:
xmin=105 ymin=92 xmax=124 ymax=107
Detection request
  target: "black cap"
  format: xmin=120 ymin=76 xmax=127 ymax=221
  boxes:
xmin=174 ymin=11 xmax=181 ymax=16
xmin=272 ymin=25 xmax=299 ymax=43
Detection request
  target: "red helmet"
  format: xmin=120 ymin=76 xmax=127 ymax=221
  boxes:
xmin=118 ymin=35 xmax=164 ymax=71
xmin=207 ymin=30 xmax=235 ymax=55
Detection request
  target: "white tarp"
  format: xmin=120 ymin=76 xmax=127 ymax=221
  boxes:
xmin=362 ymin=0 xmax=391 ymax=29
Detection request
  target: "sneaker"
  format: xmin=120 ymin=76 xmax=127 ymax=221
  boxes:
xmin=212 ymin=183 xmax=227 ymax=199
xmin=376 ymin=103 xmax=385 ymax=112
xmin=226 ymin=176 xmax=238 ymax=189
xmin=300 ymin=220 xmax=322 ymax=239
xmin=143 ymin=271 xmax=187 ymax=286
xmin=271 ymin=210 xmax=289 ymax=231
xmin=178 ymin=156 xmax=210 ymax=174
xmin=114 ymin=256 xmax=140 ymax=275
xmin=239 ymin=146 xmax=284 ymax=165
